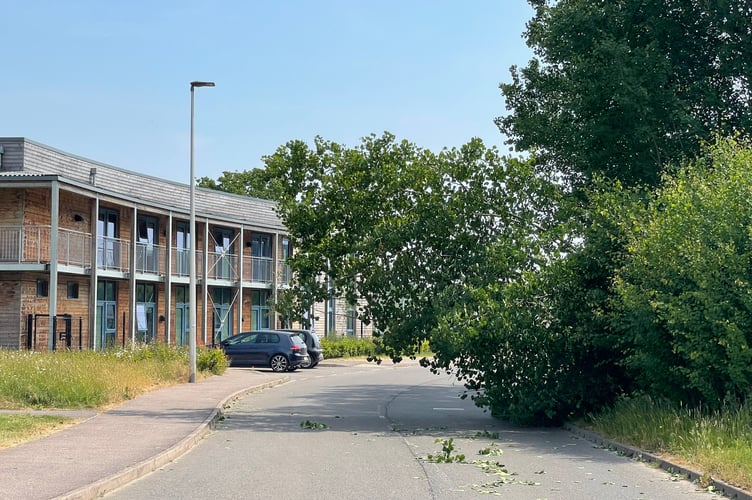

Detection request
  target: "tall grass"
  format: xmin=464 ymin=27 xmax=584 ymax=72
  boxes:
xmin=0 ymin=344 xmax=213 ymax=410
xmin=587 ymin=396 xmax=752 ymax=491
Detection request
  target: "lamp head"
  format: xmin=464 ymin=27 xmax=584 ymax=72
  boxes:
xmin=190 ymin=81 xmax=215 ymax=89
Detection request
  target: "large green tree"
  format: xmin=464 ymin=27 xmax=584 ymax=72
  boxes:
xmin=498 ymin=0 xmax=752 ymax=187
xmin=262 ymin=132 xmax=565 ymax=361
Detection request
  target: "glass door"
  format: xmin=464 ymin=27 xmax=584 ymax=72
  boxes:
xmin=175 ymin=286 xmax=189 ymax=346
xmin=212 ymin=228 xmax=234 ymax=280
xmin=251 ymin=290 xmax=271 ymax=330
xmin=136 ymin=283 xmax=156 ymax=343
xmin=176 ymin=221 xmax=189 ymax=276
xmin=251 ymin=234 xmax=272 ymax=282
xmin=97 ymin=208 xmax=119 ymax=270
xmin=96 ymin=281 xmax=117 ymax=349
xmin=212 ymin=287 xmax=233 ymax=345
xmin=136 ymin=216 xmax=158 ymax=273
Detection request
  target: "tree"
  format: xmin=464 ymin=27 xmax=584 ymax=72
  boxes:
xmin=498 ymin=0 xmax=752 ymax=187
xmin=196 ymin=168 xmax=284 ymax=201
xmin=261 ymin=133 xmax=588 ymax=423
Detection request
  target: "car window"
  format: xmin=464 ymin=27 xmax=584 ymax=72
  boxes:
xmin=225 ymin=334 xmax=248 ymax=345
xmin=255 ymin=333 xmax=268 ymax=344
xmin=239 ymin=335 xmax=254 ymax=344
xmin=290 ymin=334 xmax=304 ymax=346
xmin=268 ymin=333 xmax=280 ymax=344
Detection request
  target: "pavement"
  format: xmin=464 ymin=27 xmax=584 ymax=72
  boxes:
xmin=0 ymin=367 xmax=293 ymax=500
xmin=0 ymin=359 xmax=750 ymax=500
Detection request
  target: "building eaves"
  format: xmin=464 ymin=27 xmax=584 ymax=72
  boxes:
xmin=0 ymin=137 xmax=286 ymax=232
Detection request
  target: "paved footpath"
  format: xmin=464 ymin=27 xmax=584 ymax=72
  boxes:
xmin=0 ymin=369 xmax=289 ymax=500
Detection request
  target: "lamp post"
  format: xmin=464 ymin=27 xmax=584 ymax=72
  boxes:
xmin=189 ymin=80 xmax=214 ymax=383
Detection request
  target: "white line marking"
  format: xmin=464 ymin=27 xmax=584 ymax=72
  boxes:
xmin=433 ymin=408 xmax=465 ymax=411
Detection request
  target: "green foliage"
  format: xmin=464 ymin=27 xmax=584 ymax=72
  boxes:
xmin=614 ymin=138 xmax=752 ymax=406
xmin=264 ymin=134 xmax=563 ymax=358
xmin=425 ymin=438 xmax=466 ymax=463
xmin=196 ymin=167 xmax=284 ymax=201
xmin=478 ymin=443 xmax=503 ymax=457
xmin=499 ymin=0 xmax=752 ymax=187
xmin=300 ymin=419 xmax=328 ymax=430
xmin=197 ymin=347 xmax=228 ymax=375
xmin=263 ymin=133 xmax=581 ymax=423
xmin=320 ymin=336 xmax=380 ymax=359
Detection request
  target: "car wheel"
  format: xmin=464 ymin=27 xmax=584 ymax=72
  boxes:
xmin=270 ymin=354 xmax=289 ymax=372
xmin=300 ymin=356 xmax=312 ymax=369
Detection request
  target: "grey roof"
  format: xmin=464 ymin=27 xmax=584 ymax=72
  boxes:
xmin=0 ymin=137 xmax=284 ymax=231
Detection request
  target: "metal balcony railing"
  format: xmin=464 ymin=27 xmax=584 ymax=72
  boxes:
xmin=171 ymin=248 xmax=205 ymax=277
xmin=242 ymin=256 xmax=273 ymax=283
xmin=135 ymin=242 xmax=164 ymax=275
xmin=0 ymin=225 xmax=91 ymax=268
xmin=207 ymin=249 xmax=237 ymax=281
xmin=96 ymin=235 xmax=129 ymax=272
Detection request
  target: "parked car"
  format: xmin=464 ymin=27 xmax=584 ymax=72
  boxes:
xmin=219 ymin=330 xmax=309 ymax=372
xmin=282 ymin=329 xmax=324 ymax=368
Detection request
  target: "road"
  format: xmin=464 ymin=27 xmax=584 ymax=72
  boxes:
xmin=107 ymin=360 xmax=719 ymax=499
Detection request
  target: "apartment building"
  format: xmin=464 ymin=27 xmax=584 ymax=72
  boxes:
xmin=0 ymin=138 xmax=293 ymax=351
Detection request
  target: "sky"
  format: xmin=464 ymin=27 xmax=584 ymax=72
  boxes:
xmin=1 ymin=1 xmax=534 ymax=184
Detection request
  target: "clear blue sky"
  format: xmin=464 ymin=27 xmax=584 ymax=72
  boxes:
xmin=1 ymin=1 xmax=534 ymax=183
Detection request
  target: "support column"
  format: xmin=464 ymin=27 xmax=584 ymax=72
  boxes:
xmin=48 ymin=181 xmax=59 ymax=350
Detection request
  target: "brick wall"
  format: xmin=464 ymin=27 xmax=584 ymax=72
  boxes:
xmin=0 ymin=278 xmax=21 ymax=348
xmin=0 ymin=188 xmax=23 ymax=224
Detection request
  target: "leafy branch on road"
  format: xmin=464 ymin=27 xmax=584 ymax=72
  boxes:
xmin=299 ymin=420 xmax=328 ymax=430
xmin=420 ymin=437 xmax=540 ymax=494
xmin=424 ymin=438 xmax=465 ymax=463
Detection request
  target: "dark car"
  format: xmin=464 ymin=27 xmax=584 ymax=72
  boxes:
xmin=219 ymin=330 xmax=309 ymax=372
xmin=282 ymin=329 xmax=324 ymax=368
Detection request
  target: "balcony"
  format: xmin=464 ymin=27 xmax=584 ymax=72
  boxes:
xmin=96 ymin=236 xmax=129 ymax=272
xmin=278 ymin=260 xmax=292 ymax=286
xmin=242 ymin=256 xmax=273 ymax=284
xmin=135 ymin=241 xmax=165 ymax=275
xmin=0 ymin=225 xmax=288 ymax=286
xmin=208 ymin=249 xmax=237 ymax=281
xmin=0 ymin=225 xmax=91 ymax=268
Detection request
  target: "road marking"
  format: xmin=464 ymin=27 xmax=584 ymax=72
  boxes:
xmin=433 ymin=408 xmax=465 ymax=411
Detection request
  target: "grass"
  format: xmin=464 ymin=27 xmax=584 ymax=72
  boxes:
xmin=0 ymin=414 xmax=77 ymax=448
xmin=583 ymin=396 xmax=752 ymax=492
xmin=0 ymin=344 xmax=228 ymax=449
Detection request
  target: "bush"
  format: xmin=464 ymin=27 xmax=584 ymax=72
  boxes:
xmin=197 ymin=347 xmax=228 ymax=375
xmin=615 ymin=138 xmax=752 ymax=407
xmin=320 ymin=336 xmax=379 ymax=359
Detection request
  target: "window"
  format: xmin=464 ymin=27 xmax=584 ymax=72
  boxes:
xmin=346 ymin=304 xmax=355 ymax=336
xmin=67 ymin=282 xmax=79 ymax=299
xmin=251 ymin=234 xmax=272 ymax=258
xmin=37 ymin=279 xmax=49 ymax=297
xmin=327 ymin=296 xmax=335 ymax=335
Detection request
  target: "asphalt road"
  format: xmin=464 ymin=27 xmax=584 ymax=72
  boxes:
xmin=106 ymin=361 xmax=720 ymax=499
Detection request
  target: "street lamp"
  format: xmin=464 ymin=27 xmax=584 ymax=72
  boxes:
xmin=189 ymin=80 xmax=214 ymax=383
